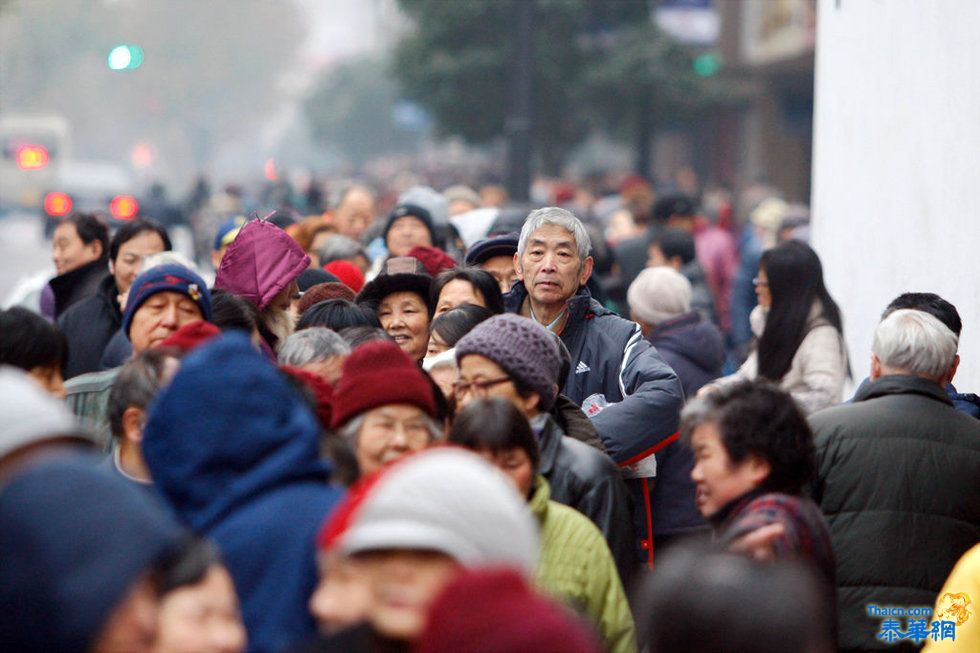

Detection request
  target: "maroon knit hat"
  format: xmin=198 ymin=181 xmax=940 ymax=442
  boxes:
xmin=330 ymin=340 xmax=436 ymax=428
xmin=298 ymin=281 xmax=357 ymax=315
xmin=280 ymin=365 xmax=334 ymax=429
xmin=158 ymin=320 xmax=221 ymax=353
xmin=415 ymin=567 xmax=602 ymax=653
xmin=408 ymin=245 xmax=457 ymax=278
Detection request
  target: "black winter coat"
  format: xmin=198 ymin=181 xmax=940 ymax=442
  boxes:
xmin=505 ymin=283 xmax=685 ymax=569
xmin=810 ymin=375 xmax=980 ymax=651
xmin=534 ymin=413 xmax=638 ymax=592
xmin=49 ymin=258 xmax=108 ymax=319
xmin=58 ymin=274 xmax=122 ymax=379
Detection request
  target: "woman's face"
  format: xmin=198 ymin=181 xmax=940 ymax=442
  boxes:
xmin=476 ymin=447 xmax=535 ymax=498
xmin=355 ymin=404 xmax=433 ymax=477
xmin=309 ymin=552 xmax=373 ymax=634
xmin=434 ymin=279 xmax=485 ymax=317
xmin=754 ymin=267 xmax=772 ymax=309
xmin=154 ymin=565 xmax=247 ymax=653
xmin=378 ymin=291 xmax=429 ymax=361
xmin=356 ymin=549 xmax=459 ymax=642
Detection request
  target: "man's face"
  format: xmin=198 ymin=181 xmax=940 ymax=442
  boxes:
xmin=480 ymin=254 xmax=518 ymax=294
xmin=356 ymin=549 xmax=459 ymax=641
xmin=354 ymin=404 xmax=433 ymax=477
xmin=129 ymin=291 xmax=203 ymax=353
xmin=89 ymin=573 xmax=160 ymax=653
xmin=515 ymin=224 xmax=593 ymax=307
xmin=112 ymin=231 xmax=167 ymax=298
xmin=301 ymin=354 xmax=347 ymax=385
xmin=689 ymin=422 xmax=768 ymax=518
xmin=386 ymin=216 xmax=432 ymax=258
xmin=334 ymin=189 xmax=375 ymax=240
xmin=52 ymin=222 xmax=102 ymax=275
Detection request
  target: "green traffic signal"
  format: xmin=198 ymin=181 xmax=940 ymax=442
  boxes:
xmin=693 ymin=53 xmax=720 ymax=77
xmin=108 ymin=45 xmax=144 ymax=71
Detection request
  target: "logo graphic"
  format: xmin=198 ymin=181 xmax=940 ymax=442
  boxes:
xmin=936 ymin=592 xmax=974 ymax=627
xmin=187 ymin=284 xmax=201 ymax=302
xmin=575 ymin=361 xmax=590 ymax=374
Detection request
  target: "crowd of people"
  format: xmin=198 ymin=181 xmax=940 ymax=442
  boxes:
xmin=0 ymin=175 xmax=978 ymax=653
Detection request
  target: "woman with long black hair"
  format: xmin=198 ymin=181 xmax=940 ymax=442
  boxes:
xmin=706 ymin=240 xmax=848 ymax=414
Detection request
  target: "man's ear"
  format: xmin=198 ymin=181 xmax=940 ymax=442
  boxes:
xmin=121 ymin=406 xmax=146 ymax=444
xmin=513 ymin=252 xmax=524 ymax=281
xmin=941 ymin=354 xmax=960 ymax=387
xmin=522 ymin=391 xmax=541 ymax=416
xmin=870 ymin=353 xmax=883 ymax=381
xmin=577 ymin=256 xmax=594 ymax=286
xmin=669 ymin=256 xmax=684 ymax=271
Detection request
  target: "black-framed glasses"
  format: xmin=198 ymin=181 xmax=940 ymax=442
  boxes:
xmin=452 ymin=376 xmax=511 ymax=398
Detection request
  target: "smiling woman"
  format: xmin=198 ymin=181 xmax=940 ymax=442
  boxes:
xmin=355 ymin=257 xmax=434 ymax=363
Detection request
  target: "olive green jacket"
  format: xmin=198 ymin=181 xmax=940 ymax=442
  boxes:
xmin=531 ymin=476 xmax=636 ymax=653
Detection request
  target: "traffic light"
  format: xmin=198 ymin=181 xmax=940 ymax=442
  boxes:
xmin=15 ymin=144 xmax=49 ymax=170
xmin=693 ymin=52 xmax=721 ymax=77
xmin=108 ymin=45 xmax=144 ymax=70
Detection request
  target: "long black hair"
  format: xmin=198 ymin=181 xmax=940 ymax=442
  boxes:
xmin=757 ymin=240 xmax=844 ymax=381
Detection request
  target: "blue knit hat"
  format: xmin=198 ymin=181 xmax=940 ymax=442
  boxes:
xmin=455 ymin=314 xmax=561 ymax=411
xmin=122 ymin=264 xmax=212 ymax=335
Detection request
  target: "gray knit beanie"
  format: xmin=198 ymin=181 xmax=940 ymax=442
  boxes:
xmin=627 ymin=267 xmax=692 ymax=326
xmin=454 ymin=314 xmax=561 ymax=411
xmin=336 ymin=448 xmax=539 ymax=574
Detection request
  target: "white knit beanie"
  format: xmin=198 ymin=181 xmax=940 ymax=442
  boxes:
xmin=0 ymin=367 xmax=94 ymax=462
xmin=627 ymin=267 xmax=692 ymax=326
xmin=337 ymin=447 xmax=539 ymax=574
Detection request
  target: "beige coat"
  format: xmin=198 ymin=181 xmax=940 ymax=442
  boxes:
xmin=716 ymin=303 xmax=848 ymax=414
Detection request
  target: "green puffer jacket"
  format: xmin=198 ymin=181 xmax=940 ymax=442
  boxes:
xmin=530 ymin=476 xmax=636 ymax=653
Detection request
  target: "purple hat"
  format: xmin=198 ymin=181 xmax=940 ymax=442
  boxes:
xmin=122 ymin=264 xmax=212 ymax=336
xmin=455 ymin=314 xmax=561 ymax=411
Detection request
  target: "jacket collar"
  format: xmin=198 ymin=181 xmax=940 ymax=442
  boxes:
xmin=49 ymin=259 xmax=108 ymax=300
xmin=854 ymin=374 xmax=953 ymax=406
xmin=708 ymin=487 xmax=769 ymax=531
xmin=648 ymin=310 xmax=702 ymax=339
xmin=528 ymin=474 xmax=551 ymax=522
xmin=503 ymin=282 xmax=609 ymax=323
xmin=530 ymin=412 xmax=562 ymax=476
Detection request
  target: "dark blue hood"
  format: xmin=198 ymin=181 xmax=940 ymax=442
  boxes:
xmin=143 ymin=332 xmax=331 ymax=532
xmin=0 ymin=456 xmax=183 ymax=653
xmin=649 ymin=311 xmax=726 ymax=374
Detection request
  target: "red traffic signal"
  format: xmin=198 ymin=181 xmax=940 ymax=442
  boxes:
xmin=110 ymin=195 xmax=139 ymax=220
xmin=43 ymin=191 xmax=73 ymax=217
xmin=16 ymin=144 xmax=49 ymax=170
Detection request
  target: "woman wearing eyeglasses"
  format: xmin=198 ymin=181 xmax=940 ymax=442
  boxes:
xmin=704 ymin=240 xmax=848 ymax=415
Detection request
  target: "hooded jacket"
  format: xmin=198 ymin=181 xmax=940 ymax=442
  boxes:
xmin=0 ymin=457 xmax=182 ymax=653
xmin=505 ymin=282 xmax=685 ymax=568
xmin=143 ymin=333 xmax=343 ymax=653
xmin=214 ymin=219 xmax=311 ymax=310
xmin=58 ymin=273 xmax=122 ymax=378
xmin=647 ymin=310 xmax=725 ymax=399
xmin=530 ymin=476 xmax=637 ymax=653
xmin=809 ymin=375 xmax=980 ymax=651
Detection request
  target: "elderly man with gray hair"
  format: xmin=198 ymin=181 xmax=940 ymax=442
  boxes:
xmin=504 ymin=206 xmax=684 ymax=571
xmin=278 ymin=328 xmax=351 ymax=384
xmin=809 ymin=308 xmax=980 ymax=652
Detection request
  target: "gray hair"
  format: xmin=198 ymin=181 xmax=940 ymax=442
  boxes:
xmin=278 ymin=327 xmax=351 ymax=367
xmin=517 ymin=207 xmax=591 ymax=261
xmin=873 ymin=309 xmax=958 ymax=380
xmin=108 ymin=349 xmax=178 ymax=439
xmin=330 ymin=182 xmax=375 ymax=211
xmin=140 ymin=251 xmax=200 ymax=274
xmin=317 ymin=234 xmax=367 ymax=266
xmin=336 ymin=411 xmax=442 ymax=445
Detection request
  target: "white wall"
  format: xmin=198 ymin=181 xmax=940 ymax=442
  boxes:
xmin=811 ymin=0 xmax=980 ymax=391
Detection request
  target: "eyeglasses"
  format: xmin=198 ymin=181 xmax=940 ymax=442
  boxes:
xmin=752 ymin=277 xmax=769 ymax=288
xmin=452 ymin=376 xmax=511 ymax=398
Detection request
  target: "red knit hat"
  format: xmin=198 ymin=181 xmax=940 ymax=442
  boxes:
xmin=323 ymin=260 xmax=365 ymax=292
xmin=158 ymin=320 xmax=221 ymax=353
xmin=280 ymin=365 xmax=333 ymax=428
xmin=408 ymin=245 xmax=457 ymax=278
xmin=416 ymin=568 xmax=603 ymax=653
xmin=329 ymin=340 xmax=436 ymax=428
xmin=298 ymin=281 xmax=357 ymax=315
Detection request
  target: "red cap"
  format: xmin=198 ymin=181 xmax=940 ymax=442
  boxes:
xmin=323 ymin=260 xmax=365 ymax=292
xmin=408 ymin=245 xmax=457 ymax=278
xmin=158 ymin=321 xmax=221 ymax=352
xmin=329 ymin=340 xmax=436 ymax=428
xmin=279 ymin=365 xmax=333 ymax=428
xmin=416 ymin=568 xmax=603 ymax=653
